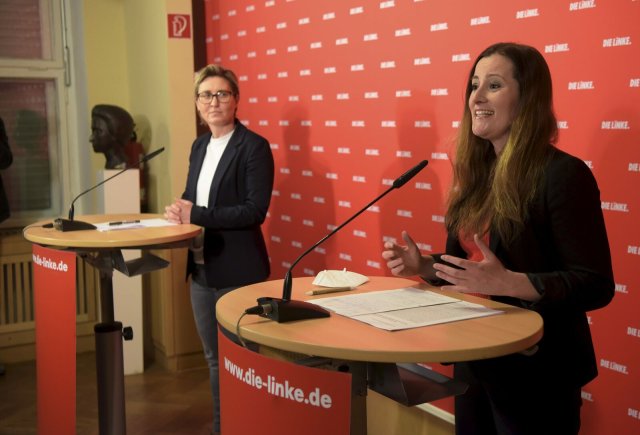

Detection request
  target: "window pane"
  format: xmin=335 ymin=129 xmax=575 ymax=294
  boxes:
xmin=0 ymin=0 xmax=53 ymax=61
xmin=0 ymin=79 xmax=58 ymax=217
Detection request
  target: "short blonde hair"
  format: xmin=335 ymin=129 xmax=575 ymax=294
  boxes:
xmin=194 ymin=64 xmax=239 ymax=98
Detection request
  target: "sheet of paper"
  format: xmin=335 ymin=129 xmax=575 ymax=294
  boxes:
xmin=308 ymin=288 xmax=503 ymax=331
xmin=312 ymin=269 xmax=369 ymax=288
xmin=308 ymin=287 xmax=460 ymax=316
xmin=353 ymin=301 xmax=503 ymax=331
xmin=95 ymin=218 xmax=178 ymax=232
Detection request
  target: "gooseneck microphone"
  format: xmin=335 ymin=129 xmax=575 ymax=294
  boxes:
xmin=53 ymin=147 xmax=165 ymax=232
xmin=250 ymin=160 xmax=429 ymax=323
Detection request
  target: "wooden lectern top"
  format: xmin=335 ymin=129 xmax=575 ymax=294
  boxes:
xmin=23 ymin=213 xmax=201 ymax=249
xmin=217 ymin=276 xmax=544 ymax=364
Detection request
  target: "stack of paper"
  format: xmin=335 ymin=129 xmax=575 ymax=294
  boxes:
xmin=308 ymin=287 xmax=503 ymax=331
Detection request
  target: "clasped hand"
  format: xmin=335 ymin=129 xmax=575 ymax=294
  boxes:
xmin=164 ymin=198 xmax=193 ymax=224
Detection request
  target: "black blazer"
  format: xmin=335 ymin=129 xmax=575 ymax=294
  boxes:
xmin=0 ymin=117 xmax=13 ymax=223
xmin=435 ymin=148 xmax=614 ymax=388
xmin=182 ymin=121 xmax=274 ymax=289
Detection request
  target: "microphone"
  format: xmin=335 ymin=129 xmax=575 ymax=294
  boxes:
xmin=253 ymin=159 xmax=429 ymax=323
xmin=53 ymin=147 xmax=165 ymax=231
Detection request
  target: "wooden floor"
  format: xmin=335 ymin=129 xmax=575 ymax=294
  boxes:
xmin=0 ymin=352 xmax=213 ymax=435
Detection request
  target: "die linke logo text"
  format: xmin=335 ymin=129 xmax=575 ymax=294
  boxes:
xmin=616 ymin=284 xmax=628 ymax=294
xmin=603 ymin=36 xmax=631 ymax=47
xmin=628 ymin=327 xmax=640 ymax=338
xmin=568 ymin=81 xmax=594 ymax=90
xmin=600 ymin=359 xmax=629 ymax=374
xmin=569 ymin=1 xmax=596 ymax=11
xmin=581 ymin=391 xmax=593 ymax=402
xmin=470 ymin=16 xmax=490 ymax=26
xmin=516 ymin=9 xmax=539 ymax=19
xmin=601 ymin=201 xmax=629 ymax=212
xmin=32 ymin=254 xmax=70 ymax=272
xmin=545 ymin=43 xmax=569 ymax=53
xmin=601 ymin=120 xmax=630 ymax=130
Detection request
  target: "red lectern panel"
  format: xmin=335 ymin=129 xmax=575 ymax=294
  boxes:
xmin=33 ymin=244 xmax=77 ymax=435
xmin=219 ymin=328 xmax=352 ymax=434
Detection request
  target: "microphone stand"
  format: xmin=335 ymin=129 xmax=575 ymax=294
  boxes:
xmin=53 ymin=147 xmax=164 ymax=232
xmin=256 ymin=160 xmax=428 ymax=323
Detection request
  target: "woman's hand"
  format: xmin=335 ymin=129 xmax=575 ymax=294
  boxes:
xmin=382 ymin=231 xmax=432 ymax=278
xmin=433 ymin=234 xmax=540 ymax=301
xmin=163 ymin=198 xmax=194 ymax=224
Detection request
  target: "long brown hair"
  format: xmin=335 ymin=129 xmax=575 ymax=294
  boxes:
xmin=446 ymin=42 xmax=558 ymax=244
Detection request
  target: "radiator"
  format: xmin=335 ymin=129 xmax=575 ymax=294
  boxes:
xmin=0 ymin=254 xmax=98 ymax=331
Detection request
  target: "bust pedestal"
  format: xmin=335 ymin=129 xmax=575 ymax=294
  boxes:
xmin=98 ymin=169 xmax=142 ymax=375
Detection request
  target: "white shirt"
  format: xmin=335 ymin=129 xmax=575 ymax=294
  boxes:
xmin=196 ymin=130 xmax=234 ymax=207
xmin=192 ymin=129 xmax=234 ymax=264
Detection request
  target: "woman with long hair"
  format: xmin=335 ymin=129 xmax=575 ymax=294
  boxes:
xmin=382 ymin=42 xmax=614 ymax=434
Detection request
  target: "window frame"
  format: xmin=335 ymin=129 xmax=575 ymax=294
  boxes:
xmin=0 ymin=0 xmax=85 ymax=228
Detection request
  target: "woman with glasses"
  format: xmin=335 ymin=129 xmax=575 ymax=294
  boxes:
xmin=164 ymin=64 xmax=274 ymax=435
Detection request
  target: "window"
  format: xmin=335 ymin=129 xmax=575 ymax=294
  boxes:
xmin=0 ymin=0 xmax=74 ymax=227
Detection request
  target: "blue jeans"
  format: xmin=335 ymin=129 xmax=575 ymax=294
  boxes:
xmin=190 ymin=279 xmax=238 ymax=434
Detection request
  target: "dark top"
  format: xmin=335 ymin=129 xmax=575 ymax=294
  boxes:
xmin=182 ymin=121 xmax=274 ymax=289
xmin=0 ymin=118 xmax=14 ymax=223
xmin=432 ymin=148 xmax=614 ymax=387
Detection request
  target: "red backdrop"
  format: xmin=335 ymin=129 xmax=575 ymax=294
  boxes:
xmin=202 ymin=0 xmax=640 ymax=433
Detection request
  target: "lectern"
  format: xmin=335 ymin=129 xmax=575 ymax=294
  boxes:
xmin=216 ymin=276 xmax=544 ymax=435
xmin=24 ymin=213 xmax=201 ymax=435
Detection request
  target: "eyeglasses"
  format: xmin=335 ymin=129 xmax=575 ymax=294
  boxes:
xmin=196 ymin=90 xmax=234 ymax=104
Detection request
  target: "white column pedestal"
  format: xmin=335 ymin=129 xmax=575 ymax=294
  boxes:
xmin=98 ymin=169 xmax=144 ymax=375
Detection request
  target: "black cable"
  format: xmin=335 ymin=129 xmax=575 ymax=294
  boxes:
xmin=236 ymin=312 xmax=249 ymax=348
xmin=237 ymin=303 xmax=273 ymax=347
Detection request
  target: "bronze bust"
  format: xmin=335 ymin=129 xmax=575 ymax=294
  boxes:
xmin=90 ymin=104 xmax=134 ymax=169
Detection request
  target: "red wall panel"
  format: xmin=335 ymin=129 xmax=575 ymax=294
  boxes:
xmin=203 ymin=0 xmax=640 ymax=432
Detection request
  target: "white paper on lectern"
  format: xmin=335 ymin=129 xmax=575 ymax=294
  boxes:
xmin=310 ymin=287 xmax=459 ymax=316
xmin=308 ymin=287 xmax=503 ymax=331
xmin=353 ymin=301 xmax=503 ymax=331
xmin=312 ymin=269 xmax=369 ymax=288
xmin=94 ymin=218 xmax=178 ymax=232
